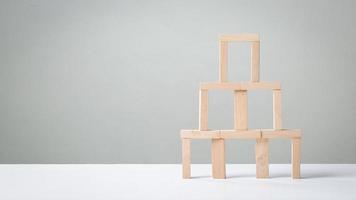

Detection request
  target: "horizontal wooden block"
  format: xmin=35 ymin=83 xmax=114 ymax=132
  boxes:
xmin=180 ymin=129 xmax=262 ymax=139
xmin=261 ymin=129 xmax=301 ymax=139
xmin=220 ymin=130 xmax=261 ymax=139
xmin=200 ymin=82 xmax=242 ymax=90
xmin=239 ymin=81 xmax=281 ymax=90
xmin=180 ymin=130 xmax=220 ymax=139
xmin=219 ymin=34 xmax=259 ymax=42
xmin=200 ymin=81 xmax=281 ymax=90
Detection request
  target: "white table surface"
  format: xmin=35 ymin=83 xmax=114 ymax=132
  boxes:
xmin=0 ymin=164 xmax=355 ymax=200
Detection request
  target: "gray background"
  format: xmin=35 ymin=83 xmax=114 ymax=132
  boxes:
xmin=1 ymin=0 xmax=355 ymax=164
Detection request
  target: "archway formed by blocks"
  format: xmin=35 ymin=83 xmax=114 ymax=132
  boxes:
xmin=180 ymin=34 xmax=301 ymax=179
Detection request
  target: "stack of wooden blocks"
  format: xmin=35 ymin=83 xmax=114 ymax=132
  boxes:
xmin=180 ymin=34 xmax=301 ymax=179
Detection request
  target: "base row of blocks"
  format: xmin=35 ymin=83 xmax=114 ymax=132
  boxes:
xmin=181 ymin=129 xmax=301 ymax=179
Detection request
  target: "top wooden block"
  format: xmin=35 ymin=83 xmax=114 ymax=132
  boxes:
xmin=219 ymin=34 xmax=259 ymax=42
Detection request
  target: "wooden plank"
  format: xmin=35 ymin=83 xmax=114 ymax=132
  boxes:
xmin=182 ymin=138 xmax=191 ymax=179
xmin=199 ymin=89 xmax=208 ymax=130
xmin=180 ymin=130 xmax=220 ymax=139
xmin=200 ymin=81 xmax=280 ymax=90
xmin=240 ymin=81 xmax=281 ymax=90
xmin=200 ymin=82 xmax=241 ymax=90
xmin=255 ymin=138 xmax=269 ymax=178
xmin=219 ymin=41 xmax=228 ymax=82
xmin=292 ymin=138 xmax=301 ymax=179
xmin=273 ymin=90 xmax=282 ymax=130
xmin=261 ymin=129 xmax=301 ymax=139
xmin=234 ymin=90 xmax=248 ymax=130
xmin=219 ymin=34 xmax=259 ymax=42
xmin=251 ymin=41 xmax=260 ymax=82
xmin=211 ymin=139 xmax=226 ymax=179
xmin=220 ymin=129 xmax=261 ymax=139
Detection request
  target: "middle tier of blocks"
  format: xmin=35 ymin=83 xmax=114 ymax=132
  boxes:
xmin=181 ymin=129 xmax=301 ymax=139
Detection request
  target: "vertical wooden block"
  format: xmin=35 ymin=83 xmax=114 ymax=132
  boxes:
xmin=182 ymin=138 xmax=191 ymax=179
xmin=199 ymin=89 xmax=208 ymax=130
xmin=211 ymin=139 xmax=226 ymax=179
xmin=292 ymin=138 xmax=301 ymax=179
xmin=273 ymin=89 xmax=282 ymax=130
xmin=234 ymin=90 xmax=248 ymax=130
xmin=219 ymin=41 xmax=228 ymax=82
xmin=251 ymin=41 xmax=260 ymax=82
xmin=255 ymin=138 xmax=269 ymax=178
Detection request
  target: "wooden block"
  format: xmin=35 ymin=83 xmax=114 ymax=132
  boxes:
xmin=273 ymin=90 xmax=282 ymax=130
xmin=251 ymin=41 xmax=260 ymax=82
xmin=200 ymin=81 xmax=280 ymax=90
xmin=234 ymin=90 xmax=248 ymax=130
xmin=292 ymin=138 xmax=301 ymax=179
xmin=219 ymin=41 xmax=228 ymax=82
xmin=220 ymin=129 xmax=261 ymax=139
xmin=255 ymin=138 xmax=269 ymax=178
xmin=240 ymin=81 xmax=281 ymax=90
xmin=200 ymin=82 xmax=241 ymax=90
xmin=199 ymin=89 xmax=208 ymax=130
xmin=180 ymin=130 xmax=220 ymax=139
xmin=261 ymin=129 xmax=301 ymax=139
xmin=182 ymin=138 xmax=191 ymax=179
xmin=219 ymin=34 xmax=259 ymax=42
xmin=211 ymin=139 xmax=226 ymax=179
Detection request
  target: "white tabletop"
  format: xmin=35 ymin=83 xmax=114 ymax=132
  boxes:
xmin=0 ymin=164 xmax=355 ymax=200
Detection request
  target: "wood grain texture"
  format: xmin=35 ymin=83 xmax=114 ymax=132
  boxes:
xmin=251 ymin=41 xmax=260 ymax=82
xmin=200 ymin=81 xmax=281 ymax=90
xmin=182 ymin=138 xmax=191 ymax=179
xmin=234 ymin=90 xmax=248 ymax=130
xmin=273 ymin=90 xmax=282 ymax=130
xmin=220 ymin=129 xmax=261 ymax=139
xmin=211 ymin=139 xmax=226 ymax=179
xmin=199 ymin=89 xmax=208 ymax=130
xmin=255 ymin=138 xmax=269 ymax=178
xmin=219 ymin=41 xmax=228 ymax=82
xmin=292 ymin=138 xmax=301 ymax=179
xmin=219 ymin=34 xmax=259 ymax=42
xmin=180 ymin=130 xmax=220 ymax=139
xmin=261 ymin=129 xmax=301 ymax=139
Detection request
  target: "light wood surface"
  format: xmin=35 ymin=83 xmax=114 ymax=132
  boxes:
xmin=234 ymin=90 xmax=248 ymax=130
xmin=273 ymin=89 xmax=282 ymax=130
xmin=219 ymin=34 xmax=259 ymax=42
xmin=251 ymin=41 xmax=260 ymax=82
xmin=199 ymin=89 xmax=208 ymax=130
xmin=292 ymin=138 xmax=301 ymax=179
xmin=211 ymin=139 xmax=226 ymax=179
xmin=220 ymin=130 xmax=261 ymax=139
xmin=180 ymin=129 xmax=301 ymax=139
xmin=180 ymin=130 xmax=220 ymax=139
xmin=255 ymin=138 xmax=269 ymax=178
xmin=219 ymin=41 xmax=228 ymax=82
xmin=200 ymin=81 xmax=281 ymax=90
xmin=239 ymin=81 xmax=280 ymax=90
xmin=182 ymin=139 xmax=191 ymax=179
xmin=261 ymin=129 xmax=301 ymax=138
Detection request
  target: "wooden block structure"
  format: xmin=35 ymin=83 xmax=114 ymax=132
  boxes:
xmin=180 ymin=34 xmax=302 ymax=179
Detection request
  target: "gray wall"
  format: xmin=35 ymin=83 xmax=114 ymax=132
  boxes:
xmin=1 ymin=0 xmax=356 ymax=163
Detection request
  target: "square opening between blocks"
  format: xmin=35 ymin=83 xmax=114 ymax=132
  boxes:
xmin=248 ymin=90 xmax=273 ymax=129
xmin=228 ymin=42 xmax=251 ymax=81
xmin=226 ymin=140 xmax=256 ymax=164
xmin=208 ymin=90 xmax=234 ymax=130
